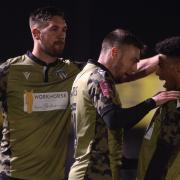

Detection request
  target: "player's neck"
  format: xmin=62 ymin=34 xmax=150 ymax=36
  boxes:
xmin=32 ymin=49 xmax=57 ymax=64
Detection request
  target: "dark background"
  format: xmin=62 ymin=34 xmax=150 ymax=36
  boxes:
xmin=0 ymin=0 xmax=179 ymax=62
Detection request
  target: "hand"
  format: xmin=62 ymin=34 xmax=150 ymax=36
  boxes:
xmin=152 ymin=91 xmax=180 ymax=106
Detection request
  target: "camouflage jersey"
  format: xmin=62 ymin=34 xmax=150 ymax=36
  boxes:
xmin=137 ymin=100 xmax=180 ymax=180
xmin=69 ymin=60 xmax=122 ymax=180
xmin=0 ymin=51 xmax=80 ymax=180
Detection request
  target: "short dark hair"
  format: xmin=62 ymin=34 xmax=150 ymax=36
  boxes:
xmin=101 ymin=28 xmax=144 ymax=51
xmin=29 ymin=6 xmax=65 ymax=28
xmin=156 ymin=36 xmax=180 ymax=58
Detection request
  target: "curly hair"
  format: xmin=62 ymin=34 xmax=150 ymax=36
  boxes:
xmin=156 ymin=36 xmax=180 ymax=58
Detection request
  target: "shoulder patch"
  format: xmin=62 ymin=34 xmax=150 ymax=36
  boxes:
xmin=99 ymin=80 xmax=110 ymax=97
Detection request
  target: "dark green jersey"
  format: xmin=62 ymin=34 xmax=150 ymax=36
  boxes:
xmin=0 ymin=53 xmax=80 ymax=180
xmin=137 ymin=101 xmax=180 ymax=180
xmin=69 ymin=61 xmax=122 ymax=180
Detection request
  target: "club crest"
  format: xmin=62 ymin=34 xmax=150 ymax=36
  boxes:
xmin=56 ymin=69 xmax=67 ymax=79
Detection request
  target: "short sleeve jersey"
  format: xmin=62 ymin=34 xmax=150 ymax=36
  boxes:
xmin=0 ymin=53 xmax=80 ymax=180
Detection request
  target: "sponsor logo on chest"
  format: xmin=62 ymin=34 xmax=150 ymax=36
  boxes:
xmin=24 ymin=91 xmax=69 ymax=113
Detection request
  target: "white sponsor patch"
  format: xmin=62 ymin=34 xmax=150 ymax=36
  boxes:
xmin=24 ymin=91 xmax=68 ymax=113
xmin=144 ymin=122 xmax=154 ymax=140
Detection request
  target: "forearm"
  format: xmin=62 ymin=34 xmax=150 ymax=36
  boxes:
xmin=102 ymin=98 xmax=156 ymax=129
xmin=117 ymin=54 xmax=159 ymax=83
xmin=138 ymin=54 xmax=159 ymax=72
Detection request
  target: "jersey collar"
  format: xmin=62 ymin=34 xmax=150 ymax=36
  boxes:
xmin=87 ymin=59 xmax=114 ymax=80
xmin=26 ymin=51 xmax=59 ymax=67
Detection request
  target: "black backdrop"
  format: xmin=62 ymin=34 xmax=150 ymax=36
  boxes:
xmin=0 ymin=0 xmax=179 ymax=61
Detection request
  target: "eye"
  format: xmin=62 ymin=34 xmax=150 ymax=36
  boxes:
xmin=51 ymin=27 xmax=58 ymax=31
xmin=133 ymin=57 xmax=139 ymax=63
xmin=158 ymin=61 xmax=163 ymax=68
xmin=63 ymin=26 xmax=67 ymax=32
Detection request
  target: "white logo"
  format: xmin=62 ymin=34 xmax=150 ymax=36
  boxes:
xmin=23 ymin=72 xmax=31 ymax=80
xmin=56 ymin=69 xmax=67 ymax=79
xmin=144 ymin=123 xmax=154 ymax=140
xmin=24 ymin=91 xmax=68 ymax=113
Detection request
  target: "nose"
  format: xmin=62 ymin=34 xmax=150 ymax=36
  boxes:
xmin=60 ymin=29 xmax=66 ymax=36
xmin=155 ymin=66 xmax=160 ymax=76
xmin=132 ymin=63 xmax=137 ymax=72
xmin=58 ymin=30 xmax=66 ymax=40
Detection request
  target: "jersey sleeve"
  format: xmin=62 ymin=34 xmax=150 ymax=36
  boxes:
xmin=0 ymin=60 xmax=11 ymax=99
xmin=87 ymin=67 xmax=156 ymax=130
xmin=159 ymin=101 xmax=180 ymax=146
xmin=87 ymin=68 xmax=117 ymax=117
xmin=0 ymin=60 xmax=10 ymax=126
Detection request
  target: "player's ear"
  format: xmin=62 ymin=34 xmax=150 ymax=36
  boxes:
xmin=31 ymin=27 xmax=41 ymax=40
xmin=111 ymin=47 xmax=118 ymax=58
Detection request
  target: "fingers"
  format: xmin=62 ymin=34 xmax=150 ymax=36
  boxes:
xmin=152 ymin=90 xmax=180 ymax=106
xmin=157 ymin=91 xmax=180 ymax=97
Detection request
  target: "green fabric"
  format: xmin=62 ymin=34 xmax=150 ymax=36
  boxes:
xmin=0 ymin=55 xmax=79 ymax=180
xmin=69 ymin=63 xmax=122 ymax=180
xmin=137 ymin=101 xmax=180 ymax=180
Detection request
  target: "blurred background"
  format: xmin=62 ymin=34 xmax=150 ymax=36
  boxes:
xmin=0 ymin=0 xmax=178 ymax=179
xmin=0 ymin=0 xmax=179 ymax=61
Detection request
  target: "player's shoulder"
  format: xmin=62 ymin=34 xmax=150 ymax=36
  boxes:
xmin=59 ymin=58 xmax=86 ymax=69
xmin=6 ymin=54 xmax=27 ymax=65
xmin=89 ymin=66 xmax=111 ymax=83
xmin=0 ymin=54 xmax=27 ymax=73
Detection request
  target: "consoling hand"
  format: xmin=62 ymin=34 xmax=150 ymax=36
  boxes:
xmin=152 ymin=91 xmax=180 ymax=106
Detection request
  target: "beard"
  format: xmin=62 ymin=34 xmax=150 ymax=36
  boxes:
xmin=41 ymin=41 xmax=65 ymax=58
xmin=45 ymin=48 xmax=63 ymax=57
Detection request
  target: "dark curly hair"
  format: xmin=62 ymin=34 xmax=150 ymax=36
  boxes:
xmin=155 ymin=36 xmax=180 ymax=58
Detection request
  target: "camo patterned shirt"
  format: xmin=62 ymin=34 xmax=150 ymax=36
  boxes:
xmin=159 ymin=101 xmax=180 ymax=146
xmin=69 ymin=60 xmax=122 ymax=180
xmin=137 ymin=100 xmax=180 ymax=180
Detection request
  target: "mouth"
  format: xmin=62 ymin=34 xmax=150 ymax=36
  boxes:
xmin=162 ymin=80 xmax=167 ymax=89
xmin=157 ymin=76 xmax=167 ymax=88
xmin=56 ymin=37 xmax=66 ymax=44
xmin=158 ymin=76 xmax=165 ymax=81
xmin=55 ymin=39 xmax=65 ymax=46
xmin=124 ymin=72 xmax=134 ymax=76
xmin=60 ymin=37 xmax=66 ymax=41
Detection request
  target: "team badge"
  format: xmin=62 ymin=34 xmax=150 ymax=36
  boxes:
xmin=56 ymin=69 xmax=67 ymax=79
xmin=99 ymin=80 xmax=110 ymax=97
